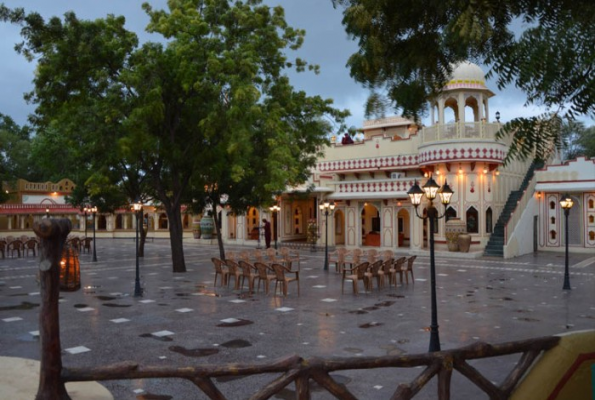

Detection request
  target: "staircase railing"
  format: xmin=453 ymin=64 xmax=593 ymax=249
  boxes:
xmin=504 ymin=176 xmax=538 ymax=244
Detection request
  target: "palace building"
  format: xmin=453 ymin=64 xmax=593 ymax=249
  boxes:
xmin=1 ymin=62 xmax=593 ymax=257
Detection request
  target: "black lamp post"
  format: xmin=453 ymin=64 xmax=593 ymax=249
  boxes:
xmin=319 ymin=200 xmax=335 ymax=271
xmin=495 ymin=111 xmax=501 ymax=123
xmin=91 ymin=206 xmax=98 ymax=262
xmin=269 ymin=204 xmax=280 ymax=251
xmin=559 ymin=193 xmax=573 ymax=290
xmin=408 ymin=176 xmax=453 ymax=352
xmin=45 ymin=208 xmax=49 ymax=218
xmin=83 ymin=206 xmax=89 ymax=237
xmin=133 ymin=201 xmax=143 ymax=297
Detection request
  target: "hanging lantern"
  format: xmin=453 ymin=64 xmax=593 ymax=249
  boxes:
xmin=60 ymin=246 xmax=80 ymax=291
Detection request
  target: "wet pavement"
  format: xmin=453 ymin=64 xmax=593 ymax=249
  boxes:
xmin=1 ymin=239 xmax=594 ymax=399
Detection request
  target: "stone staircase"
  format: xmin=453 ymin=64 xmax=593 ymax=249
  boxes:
xmin=484 ymin=160 xmax=543 ymax=257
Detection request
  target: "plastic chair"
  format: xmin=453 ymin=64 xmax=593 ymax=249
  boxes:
xmin=238 ymin=260 xmax=258 ymax=293
xmin=342 ymin=261 xmax=370 ymax=295
xmin=211 ymin=257 xmax=229 ymax=287
xmin=271 ymin=263 xmax=300 ymax=296
xmin=254 ymin=262 xmax=276 ymax=295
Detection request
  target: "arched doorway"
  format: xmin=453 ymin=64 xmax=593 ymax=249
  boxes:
xmin=567 ymin=196 xmax=582 ymax=246
xmin=397 ymin=208 xmax=410 ymax=248
xmin=361 ymin=203 xmax=380 ymax=247
xmin=159 ymin=213 xmax=168 ymax=230
xmin=334 ymin=209 xmax=345 ymax=245
xmin=247 ymin=207 xmax=260 ymax=240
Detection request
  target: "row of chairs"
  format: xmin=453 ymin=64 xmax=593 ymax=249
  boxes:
xmin=342 ymin=256 xmax=417 ymax=295
xmin=328 ymin=248 xmax=400 ymax=273
xmin=211 ymin=258 xmax=299 ymax=297
xmin=226 ymin=247 xmax=300 ymax=269
xmin=0 ymin=237 xmax=38 ymax=258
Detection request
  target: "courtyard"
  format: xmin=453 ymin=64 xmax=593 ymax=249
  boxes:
xmin=1 ymin=239 xmax=594 ymax=399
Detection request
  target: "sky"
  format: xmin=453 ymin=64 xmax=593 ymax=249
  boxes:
xmin=0 ymin=0 xmax=592 ymax=131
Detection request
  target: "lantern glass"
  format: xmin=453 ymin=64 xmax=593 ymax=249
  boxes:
xmin=559 ymin=194 xmax=573 ymax=209
xmin=330 ymin=202 xmax=336 ymax=211
xmin=438 ymin=180 xmax=454 ymax=205
xmin=422 ymin=176 xmax=440 ymax=200
xmin=407 ymin=180 xmax=424 ymax=206
xmin=59 ymin=247 xmax=81 ymax=291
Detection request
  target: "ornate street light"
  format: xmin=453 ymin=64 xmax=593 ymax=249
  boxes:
xmin=90 ymin=206 xmax=98 ymax=262
xmin=45 ymin=208 xmax=50 ymax=218
xmin=408 ymin=176 xmax=453 ymax=352
xmin=559 ymin=193 xmax=574 ymax=290
xmin=319 ymin=200 xmax=336 ymax=271
xmin=269 ymin=204 xmax=281 ymax=251
xmin=133 ymin=200 xmax=143 ymax=297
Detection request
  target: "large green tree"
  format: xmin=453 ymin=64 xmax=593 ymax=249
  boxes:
xmin=2 ymin=0 xmax=348 ymax=272
xmin=0 ymin=113 xmax=40 ymax=202
xmin=333 ymin=0 xmax=595 ymax=164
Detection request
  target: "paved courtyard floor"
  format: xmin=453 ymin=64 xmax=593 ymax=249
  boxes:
xmin=1 ymin=239 xmax=594 ymax=399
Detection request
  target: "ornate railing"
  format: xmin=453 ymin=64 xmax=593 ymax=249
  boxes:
xmin=421 ymin=122 xmax=501 ymax=143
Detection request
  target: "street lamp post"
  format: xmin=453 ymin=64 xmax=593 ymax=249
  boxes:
xmin=133 ymin=201 xmax=143 ymax=297
xmin=91 ymin=206 xmax=98 ymax=262
xmin=269 ymin=205 xmax=281 ymax=251
xmin=559 ymin=193 xmax=574 ymax=290
xmin=319 ymin=201 xmax=335 ymax=271
xmin=408 ymin=176 xmax=453 ymax=352
xmin=45 ymin=208 xmax=49 ymax=218
xmin=83 ymin=206 xmax=89 ymax=238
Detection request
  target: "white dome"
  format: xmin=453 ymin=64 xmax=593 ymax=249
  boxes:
xmin=450 ymin=62 xmax=486 ymax=82
xmin=444 ymin=61 xmax=492 ymax=93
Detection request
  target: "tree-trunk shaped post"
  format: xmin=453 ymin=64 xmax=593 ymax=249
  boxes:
xmin=34 ymin=218 xmax=72 ymax=400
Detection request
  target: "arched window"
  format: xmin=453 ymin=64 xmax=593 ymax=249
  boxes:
xmin=550 ymin=201 xmax=556 ymax=210
xmin=550 ymin=216 xmax=556 ymax=224
xmin=466 ymin=206 xmax=478 ymax=233
xmin=485 ymin=207 xmax=493 ymax=233
xmin=550 ymin=230 xmax=557 ymax=240
xmin=115 ymin=214 xmax=123 ymax=230
xmin=589 ymin=199 xmax=594 ymax=208
xmin=589 ymin=215 xmax=594 ymax=224
xmin=589 ymin=231 xmax=595 ymax=241
xmin=159 ymin=213 xmax=168 ymax=230
xmin=445 ymin=207 xmax=457 ymax=222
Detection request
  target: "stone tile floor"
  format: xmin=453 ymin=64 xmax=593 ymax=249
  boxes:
xmin=1 ymin=239 xmax=594 ymax=399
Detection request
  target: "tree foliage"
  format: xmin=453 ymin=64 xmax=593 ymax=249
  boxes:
xmin=2 ymin=0 xmax=348 ymax=271
xmin=332 ymin=0 xmax=595 ymax=162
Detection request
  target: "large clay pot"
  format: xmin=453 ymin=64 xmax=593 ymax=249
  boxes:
xmin=192 ymin=216 xmax=201 ymax=239
xmin=458 ymin=234 xmax=471 ymax=253
xmin=200 ymin=216 xmax=214 ymax=239
xmin=445 ymin=218 xmax=466 ymax=252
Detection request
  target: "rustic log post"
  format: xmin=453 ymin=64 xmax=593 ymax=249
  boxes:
xmin=34 ymin=218 xmax=72 ymax=400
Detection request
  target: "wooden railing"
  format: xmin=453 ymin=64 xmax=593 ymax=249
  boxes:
xmin=62 ymin=336 xmax=560 ymax=400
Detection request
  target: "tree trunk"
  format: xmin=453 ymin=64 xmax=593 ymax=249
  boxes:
xmin=34 ymin=218 xmax=72 ymax=400
xmin=212 ymin=205 xmax=226 ymax=260
xmin=165 ymin=205 xmax=187 ymax=273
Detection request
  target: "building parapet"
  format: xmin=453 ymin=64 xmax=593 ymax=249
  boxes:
xmin=421 ymin=122 xmax=501 ymax=143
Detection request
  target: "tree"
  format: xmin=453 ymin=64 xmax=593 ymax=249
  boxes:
xmin=332 ymin=0 xmax=595 ymax=163
xmin=0 ymin=113 xmax=40 ymax=202
xmin=2 ymin=0 xmax=348 ymax=272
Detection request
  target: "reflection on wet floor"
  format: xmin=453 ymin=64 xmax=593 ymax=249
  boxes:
xmin=73 ymin=304 xmax=88 ymax=308
xmin=139 ymin=333 xmax=173 ymax=342
xmin=359 ymin=322 xmax=383 ymax=328
xmin=95 ymin=296 xmax=118 ymax=301
xmin=168 ymin=345 xmax=219 ymax=357
xmin=220 ymin=339 xmax=252 ymax=348
xmin=136 ymin=393 xmax=172 ymax=400
xmin=0 ymin=301 xmax=39 ymax=311
xmin=217 ymin=319 xmax=253 ymax=327
xmin=102 ymin=303 xmax=131 ymax=308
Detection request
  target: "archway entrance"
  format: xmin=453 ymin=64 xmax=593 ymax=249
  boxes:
xmin=334 ymin=209 xmax=345 ymax=245
xmin=397 ymin=208 xmax=410 ymax=248
xmin=361 ymin=203 xmax=380 ymax=247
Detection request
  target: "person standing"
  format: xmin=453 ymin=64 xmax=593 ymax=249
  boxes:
xmin=262 ymin=218 xmax=272 ymax=249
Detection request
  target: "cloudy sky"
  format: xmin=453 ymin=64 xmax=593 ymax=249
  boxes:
xmin=1 ymin=0 xmax=592 ymax=131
